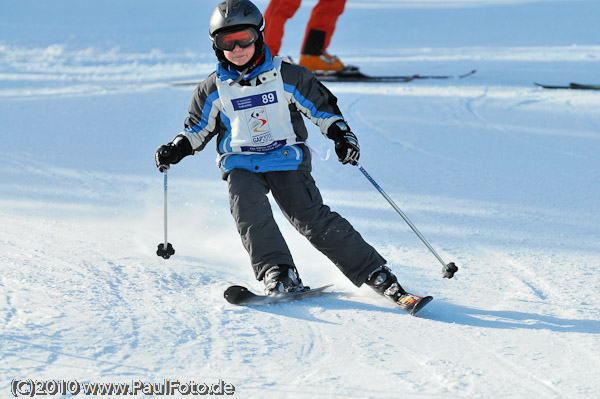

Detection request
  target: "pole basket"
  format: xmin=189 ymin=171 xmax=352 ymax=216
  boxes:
xmin=442 ymin=262 xmax=458 ymax=279
xmin=157 ymin=242 xmax=175 ymax=259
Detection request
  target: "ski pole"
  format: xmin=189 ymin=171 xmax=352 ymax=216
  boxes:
xmin=162 ymin=170 xmax=169 ymax=248
xmin=356 ymin=163 xmax=458 ymax=278
xmin=156 ymin=164 xmax=175 ymax=259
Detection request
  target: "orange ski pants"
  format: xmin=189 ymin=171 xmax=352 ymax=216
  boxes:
xmin=264 ymin=0 xmax=346 ymax=55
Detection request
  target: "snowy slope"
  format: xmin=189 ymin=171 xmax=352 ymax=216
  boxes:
xmin=1 ymin=0 xmax=600 ymax=398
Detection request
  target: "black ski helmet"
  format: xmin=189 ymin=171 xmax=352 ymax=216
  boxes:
xmin=209 ymin=0 xmax=264 ymax=38
xmin=209 ymin=0 xmax=266 ymax=70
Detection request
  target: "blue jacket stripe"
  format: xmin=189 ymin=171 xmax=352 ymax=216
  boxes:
xmin=283 ymin=83 xmax=341 ymax=121
xmin=189 ymin=90 xmax=220 ymax=133
xmin=219 ymin=112 xmax=232 ymax=154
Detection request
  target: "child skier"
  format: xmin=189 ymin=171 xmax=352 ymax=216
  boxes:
xmin=155 ymin=0 xmax=408 ymax=303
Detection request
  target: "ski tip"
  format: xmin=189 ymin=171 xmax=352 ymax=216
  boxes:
xmin=410 ymin=296 xmax=433 ymax=316
xmin=459 ymin=69 xmax=477 ymax=78
xmin=224 ymin=285 xmax=251 ymax=304
xmin=317 ymin=283 xmax=334 ymax=290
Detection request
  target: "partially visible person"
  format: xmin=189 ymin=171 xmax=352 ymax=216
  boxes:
xmin=263 ymin=0 xmax=347 ymax=72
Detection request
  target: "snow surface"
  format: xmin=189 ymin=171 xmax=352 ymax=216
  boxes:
xmin=1 ymin=0 xmax=599 ymax=398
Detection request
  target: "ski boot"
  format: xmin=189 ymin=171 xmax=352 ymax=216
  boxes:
xmin=299 ymin=52 xmax=345 ymax=72
xmin=366 ymin=266 xmax=433 ymax=315
xmin=263 ymin=265 xmax=306 ymax=296
xmin=365 ymin=266 xmax=406 ymax=301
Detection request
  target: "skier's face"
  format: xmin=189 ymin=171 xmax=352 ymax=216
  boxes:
xmin=223 ymin=43 xmax=255 ymax=67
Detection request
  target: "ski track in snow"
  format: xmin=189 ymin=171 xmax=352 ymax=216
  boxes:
xmin=2 ymin=0 xmax=600 ymax=398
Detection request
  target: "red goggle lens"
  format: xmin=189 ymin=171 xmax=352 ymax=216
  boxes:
xmin=215 ymin=28 xmax=259 ymax=51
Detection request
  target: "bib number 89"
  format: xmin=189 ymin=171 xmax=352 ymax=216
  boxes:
xmin=262 ymin=92 xmax=276 ymax=104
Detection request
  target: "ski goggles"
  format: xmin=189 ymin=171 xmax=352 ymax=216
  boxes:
xmin=213 ymin=27 xmax=259 ymax=51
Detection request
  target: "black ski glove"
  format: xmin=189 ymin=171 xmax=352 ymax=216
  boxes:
xmin=327 ymin=120 xmax=360 ymax=165
xmin=155 ymin=136 xmax=193 ymax=172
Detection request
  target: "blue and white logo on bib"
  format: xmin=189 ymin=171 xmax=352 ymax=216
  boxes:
xmin=246 ymin=107 xmax=274 ymax=146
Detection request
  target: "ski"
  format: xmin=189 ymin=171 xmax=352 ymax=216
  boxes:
xmin=314 ymin=68 xmax=477 ymax=83
xmin=570 ymin=82 xmax=600 ymax=90
xmin=224 ymin=284 xmax=333 ymax=306
xmin=534 ymin=82 xmax=600 ymax=90
xmin=395 ymin=293 xmax=433 ymax=316
xmin=167 ymin=69 xmax=477 ymax=86
xmin=168 ymin=80 xmax=203 ymax=87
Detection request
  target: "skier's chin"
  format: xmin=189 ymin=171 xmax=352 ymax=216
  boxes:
xmin=231 ymin=57 xmax=249 ymax=66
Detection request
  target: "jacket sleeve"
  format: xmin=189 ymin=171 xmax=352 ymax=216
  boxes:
xmin=280 ymin=62 xmax=344 ymax=136
xmin=180 ymin=72 xmax=223 ymax=153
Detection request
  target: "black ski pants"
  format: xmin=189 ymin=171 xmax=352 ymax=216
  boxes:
xmin=227 ymin=168 xmax=386 ymax=286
